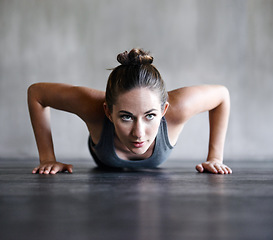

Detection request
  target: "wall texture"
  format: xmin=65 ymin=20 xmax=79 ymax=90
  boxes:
xmin=1 ymin=0 xmax=273 ymax=161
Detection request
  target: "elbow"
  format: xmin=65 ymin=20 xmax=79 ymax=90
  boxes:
xmin=27 ymin=83 xmax=43 ymax=106
xmin=221 ymin=86 xmax=230 ymax=107
xmin=217 ymin=86 xmax=230 ymax=115
xmin=27 ymin=84 xmax=35 ymax=101
xmin=27 ymin=83 xmax=38 ymax=97
xmin=27 ymin=84 xmax=36 ymax=103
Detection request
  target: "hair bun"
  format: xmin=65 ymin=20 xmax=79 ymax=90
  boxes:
xmin=117 ymin=48 xmax=153 ymax=66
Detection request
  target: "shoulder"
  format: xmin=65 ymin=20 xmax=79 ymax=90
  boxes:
xmin=164 ymin=85 xmax=229 ymax=145
xmin=28 ymin=82 xmax=106 ymax=139
xmin=68 ymin=85 xmax=106 ymax=122
xmin=166 ymin=85 xmax=229 ymax=124
xmin=29 ymin=82 xmax=106 ymax=120
xmin=165 ymin=86 xmax=196 ymax=126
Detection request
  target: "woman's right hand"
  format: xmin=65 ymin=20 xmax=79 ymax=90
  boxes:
xmin=28 ymin=83 xmax=104 ymax=176
xmin=32 ymin=161 xmax=73 ymax=174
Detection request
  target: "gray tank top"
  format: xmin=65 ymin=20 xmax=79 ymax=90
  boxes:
xmin=89 ymin=116 xmax=173 ymax=169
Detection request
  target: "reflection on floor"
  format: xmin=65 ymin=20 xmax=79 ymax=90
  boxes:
xmin=1 ymin=158 xmax=273 ymax=240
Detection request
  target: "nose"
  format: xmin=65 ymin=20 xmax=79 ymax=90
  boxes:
xmin=132 ymin=119 xmax=145 ymax=139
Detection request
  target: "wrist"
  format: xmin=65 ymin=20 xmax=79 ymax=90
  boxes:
xmin=206 ymin=157 xmax=223 ymax=163
xmin=39 ymin=155 xmax=56 ymax=164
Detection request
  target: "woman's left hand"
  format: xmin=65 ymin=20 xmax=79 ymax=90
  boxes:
xmin=195 ymin=159 xmax=232 ymax=174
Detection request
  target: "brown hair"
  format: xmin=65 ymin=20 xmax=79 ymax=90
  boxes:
xmin=105 ymin=48 xmax=168 ymax=112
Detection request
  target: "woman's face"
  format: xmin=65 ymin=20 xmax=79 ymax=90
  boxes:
xmin=105 ymin=87 xmax=168 ymax=155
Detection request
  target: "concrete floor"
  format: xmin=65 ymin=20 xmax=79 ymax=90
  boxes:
xmin=0 ymin=158 xmax=273 ymax=240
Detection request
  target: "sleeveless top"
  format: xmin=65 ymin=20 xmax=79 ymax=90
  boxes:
xmin=88 ymin=116 xmax=173 ymax=169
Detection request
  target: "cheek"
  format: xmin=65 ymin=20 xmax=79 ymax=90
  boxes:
xmin=114 ymin=122 xmax=131 ymax=137
xmin=146 ymin=120 xmax=161 ymax=137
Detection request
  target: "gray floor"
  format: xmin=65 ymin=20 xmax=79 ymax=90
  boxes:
xmin=1 ymin=158 xmax=273 ymax=240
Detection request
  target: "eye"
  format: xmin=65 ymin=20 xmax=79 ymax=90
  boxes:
xmin=120 ymin=115 xmax=133 ymax=121
xmin=146 ymin=114 xmax=156 ymax=120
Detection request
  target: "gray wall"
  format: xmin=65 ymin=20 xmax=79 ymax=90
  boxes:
xmin=1 ymin=0 xmax=273 ymax=161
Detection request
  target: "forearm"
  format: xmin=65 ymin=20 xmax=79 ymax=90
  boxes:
xmin=28 ymin=85 xmax=56 ymax=163
xmin=207 ymin=87 xmax=230 ymax=162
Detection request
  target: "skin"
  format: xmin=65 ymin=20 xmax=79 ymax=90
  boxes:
xmin=28 ymin=82 xmax=232 ymax=175
xmin=103 ymin=88 xmax=169 ymax=160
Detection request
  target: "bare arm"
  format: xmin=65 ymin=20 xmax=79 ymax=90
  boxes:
xmin=27 ymin=82 xmax=105 ymax=174
xmin=204 ymin=86 xmax=230 ymax=172
xmin=166 ymin=85 xmax=232 ymax=174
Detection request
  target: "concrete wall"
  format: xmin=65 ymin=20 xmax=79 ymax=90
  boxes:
xmin=1 ymin=0 xmax=273 ymax=161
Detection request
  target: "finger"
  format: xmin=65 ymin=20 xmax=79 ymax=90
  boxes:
xmin=212 ymin=163 xmax=224 ymax=174
xmin=205 ymin=163 xmax=218 ymax=174
xmin=195 ymin=164 xmax=204 ymax=173
xmin=32 ymin=167 xmax=39 ymax=174
xmin=66 ymin=164 xmax=73 ymax=173
xmin=223 ymin=165 xmax=232 ymax=174
xmin=221 ymin=166 xmax=228 ymax=174
xmin=60 ymin=164 xmax=73 ymax=173
xmin=39 ymin=167 xmax=45 ymax=174
xmin=215 ymin=165 xmax=224 ymax=174
xmin=50 ymin=165 xmax=60 ymax=175
xmin=225 ymin=166 xmax=232 ymax=174
xmin=44 ymin=166 xmax=51 ymax=175
xmin=220 ymin=166 xmax=228 ymax=174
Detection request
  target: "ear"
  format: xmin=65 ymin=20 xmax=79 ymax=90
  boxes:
xmin=103 ymin=102 xmax=113 ymax=122
xmin=161 ymin=102 xmax=169 ymax=117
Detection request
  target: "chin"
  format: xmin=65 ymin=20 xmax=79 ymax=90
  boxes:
xmin=129 ymin=145 xmax=149 ymax=155
xmin=131 ymin=149 xmax=147 ymax=155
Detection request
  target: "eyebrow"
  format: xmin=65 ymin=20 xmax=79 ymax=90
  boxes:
xmin=119 ymin=109 xmax=159 ymax=115
xmin=144 ymin=109 xmax=159 ymax=114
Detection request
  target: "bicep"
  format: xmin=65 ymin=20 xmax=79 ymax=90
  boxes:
xmin=28 ymin=82 xmax=105 ymax=122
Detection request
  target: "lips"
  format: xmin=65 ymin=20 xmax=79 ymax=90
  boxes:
xmin=132 ymin=141 xmax=145 ymax=148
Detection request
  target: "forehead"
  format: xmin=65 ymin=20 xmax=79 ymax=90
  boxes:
xmin=114 ymin=88 xmax=161 ymax=112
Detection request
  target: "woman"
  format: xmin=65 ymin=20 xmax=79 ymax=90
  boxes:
xmin=28 ymin=48 xmax=232 ymax=175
